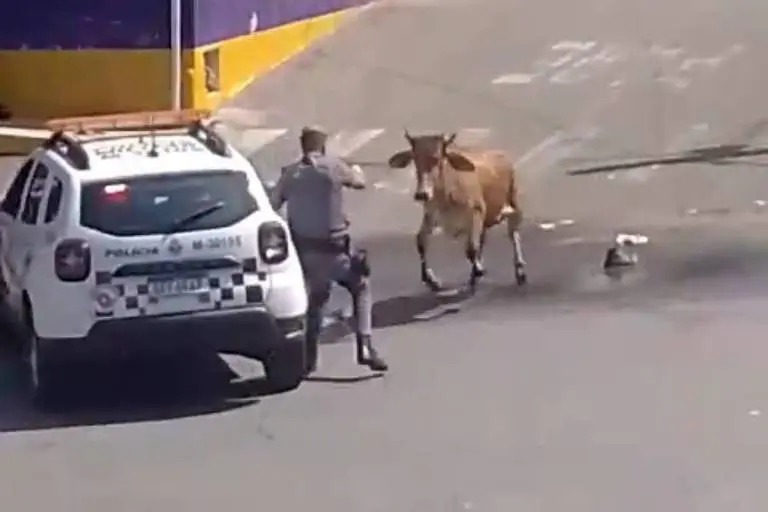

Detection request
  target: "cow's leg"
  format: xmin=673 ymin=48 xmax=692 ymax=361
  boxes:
xmin=475 ymin=230 xmax=487 ymax=275
xmin=466 ymin=209 xmax=486 ymax=292
xmin=506 ymin=210 xmax=527 ymax=285
xmin=416 ymin=210 xmax=443 ymax=292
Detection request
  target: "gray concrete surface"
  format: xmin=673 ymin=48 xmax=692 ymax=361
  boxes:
xmin=3 ymin=0 xmax=768 ymax=509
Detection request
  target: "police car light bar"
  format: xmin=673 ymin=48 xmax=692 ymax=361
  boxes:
xmin=45 ymin=109 xmax=213 ymax=135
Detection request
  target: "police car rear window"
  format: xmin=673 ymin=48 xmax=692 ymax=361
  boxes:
xmin=80 ymin=170 xmax=258 ymax=237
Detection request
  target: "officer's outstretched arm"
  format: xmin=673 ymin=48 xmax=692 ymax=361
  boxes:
xmin=337 ymin=160 xmax=366 ymax=190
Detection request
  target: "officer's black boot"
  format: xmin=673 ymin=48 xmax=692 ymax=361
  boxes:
xmin=356 ymin=334 xmax=388 ymax=372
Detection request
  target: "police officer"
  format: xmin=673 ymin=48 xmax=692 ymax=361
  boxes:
xmin=270 ymin=126 xmax=388 ymax=375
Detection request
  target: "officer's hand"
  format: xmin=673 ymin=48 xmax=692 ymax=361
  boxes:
xmin=345 ymin=164 xmax=367 ymax=189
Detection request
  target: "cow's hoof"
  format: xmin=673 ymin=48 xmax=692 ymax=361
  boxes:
xmin=435 ymin=287 xmax=461 ymax=298
xmin=421 ymin=267 xmax=444 ymax=294
xmin=500 ymin=205 xmax=516 ymax=218
xmin=424 ymin=280 xmax=444 ymax=293
xmin=515 ymin=268 xmax=528 ymax=286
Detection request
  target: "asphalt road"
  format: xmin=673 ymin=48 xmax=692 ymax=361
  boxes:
xmin=3 ymin=0 xmax=768 ymax=509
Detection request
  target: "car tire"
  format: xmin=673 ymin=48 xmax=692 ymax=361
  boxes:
xmin=23 ymin=313 xmax=64 ymax=409
xmin=0 ymin=301 xmax=22 ymax=353
xmin=264 ymin=343 xmax=306 ymax=393
xmin=0 ymin=283 xmax=25 ymax=354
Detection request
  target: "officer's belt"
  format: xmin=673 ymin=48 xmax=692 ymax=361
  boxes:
xmin=292 ymin=232 xmax=350 ymax=254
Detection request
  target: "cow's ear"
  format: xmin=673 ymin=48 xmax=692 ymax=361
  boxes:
xmin=446 ymin=152 xmax=475 ymax=171
xmin=388 ymin=150 xmax=413 ymax=168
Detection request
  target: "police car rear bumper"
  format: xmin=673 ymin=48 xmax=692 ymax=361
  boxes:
xmin=41 ymin=307 xmax=306 ymax=362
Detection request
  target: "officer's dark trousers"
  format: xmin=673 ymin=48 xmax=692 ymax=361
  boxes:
xmin=296 ymin=239 xmax=373 ymax=362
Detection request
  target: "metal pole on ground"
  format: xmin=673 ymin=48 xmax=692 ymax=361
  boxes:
xmin=170 ymin=0 xmax=182 ymax=110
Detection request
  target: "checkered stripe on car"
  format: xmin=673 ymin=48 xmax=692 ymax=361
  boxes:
xmin=94 ymin=269 xmax=265 ymax=318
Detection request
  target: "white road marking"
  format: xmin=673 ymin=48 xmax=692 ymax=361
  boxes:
xmin=553 ymin=237 xmax=586 ymax=246
xmin=491 ymin=73 xmax=537 ymax=85
xmin=457 ymin=128 xmax=492 ymax=145
xmin=591 ymin=45 xmax=626 ymax=64
xmin=680 ymin=56 xmax=723 ymax=71
xmin=649 ymin=44 xmax=684 ymax=59
xmin=327 ymin=129 xmax=385 ymax=157
xmin=550 ymin=69 xmax=589 ymax=84
xmin=548 ymin=55 xmax=574 ymax=68
xmin=515 ymin=132 xmax=564 ymax=167
xmin=548 ymin=43 xmax=626 ymax=85
xmin=238 ymin=128 xmax=288 ymax=153
xmin=213 ymin=107 xmax=269 ymax=128
xmin=516 ymin=127 xmax=600 ymax=178
xmin=551 ymin=40 xmax=596 ymax=52
xmin=537 ymin=219 xmax=575 ymax=231
xmin=749 ymin=409 xmax=761 ymax=416
xmin=754 ymin=200 xmax=767 ymax=207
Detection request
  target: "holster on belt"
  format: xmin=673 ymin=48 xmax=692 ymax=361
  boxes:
xmin=292 ymin=233 xmax=350 ymax=254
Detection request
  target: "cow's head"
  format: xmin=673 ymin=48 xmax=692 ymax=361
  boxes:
xmin=387 ymin=131 xmax=475 ymax=203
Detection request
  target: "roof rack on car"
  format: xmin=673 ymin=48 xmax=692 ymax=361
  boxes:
xmin=40 ymin=108 xmax=231 ymax=169
xmin=45 ymin=108 xmax=212 ymax=134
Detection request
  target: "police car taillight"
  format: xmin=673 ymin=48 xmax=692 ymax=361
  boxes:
xmin=258 ymin=221 xmax=288 ymax=265
xmin=54 ymin=239 xmax=92 ymax=282
xmin=102 ymin=183 xmax=129 ymax=203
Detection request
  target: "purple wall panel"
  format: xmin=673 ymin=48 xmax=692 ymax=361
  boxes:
xmin=0 ymin=0 xmax=197 ymax=50
xmin=0 ymin=0 xmax=368 ymax=50
xmin=192 ymin=0 xmax=367 ymax=46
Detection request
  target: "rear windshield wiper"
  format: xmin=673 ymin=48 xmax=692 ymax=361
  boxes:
xmin=165 ymin=201 xmax=226 ymax=234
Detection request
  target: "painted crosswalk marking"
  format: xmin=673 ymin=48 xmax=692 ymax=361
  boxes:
xmin=491 ymin=73 xmax=536 ymax=85
xmin=457 ymin=128 xmax=492 ymax=145
xmin=213 ymin=107 xmax=268 ymax=128
xmin=327 ymin=129 xmax=385 ymax=157
xmin=239 ymin=128 xmax=288 ymax=154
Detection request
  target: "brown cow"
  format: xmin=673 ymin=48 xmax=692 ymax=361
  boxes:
xmin=387 ymin=131 xmax=527 ymax=292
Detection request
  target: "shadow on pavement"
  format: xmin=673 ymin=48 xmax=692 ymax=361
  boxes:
xmin=0 ymin=350 xmax=268 ymax=433
xmin=566 ymin=144 xmax=768 ymax=176
xmin=320 ymin=287 xmax=473 ymax=346
xmin=306 ymin=373 xmax=384 ymax=384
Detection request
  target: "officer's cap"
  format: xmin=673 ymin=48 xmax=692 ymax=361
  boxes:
xmin=300 ymin=125 xmax=328 ymax=151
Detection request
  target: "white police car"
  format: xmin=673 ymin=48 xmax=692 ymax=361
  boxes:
xmin=0 ymin=110 xmax=308 ymax=406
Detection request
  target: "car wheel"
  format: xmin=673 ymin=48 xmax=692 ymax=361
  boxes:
xmin=24 ymin=314 xmax=63 ymax=409
xmin=264 ymin=344 xmax=306 ymax=393
xmin=0 ymin=301 xmax=22 ymax=353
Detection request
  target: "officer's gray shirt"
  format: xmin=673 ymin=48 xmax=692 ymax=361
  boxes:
xmin=270 ymin=152 xmax=364 ymax=238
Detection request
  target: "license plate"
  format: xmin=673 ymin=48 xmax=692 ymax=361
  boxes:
xmin=149 ymin=276 xmax=206 ymax=297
